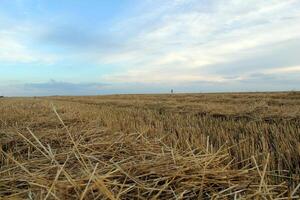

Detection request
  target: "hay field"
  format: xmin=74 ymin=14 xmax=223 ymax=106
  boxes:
xmin=1 ymin=92 xmax=300 ymax=199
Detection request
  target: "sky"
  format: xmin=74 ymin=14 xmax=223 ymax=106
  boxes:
xmin=0 ymin=0 xmax=300 ymax=96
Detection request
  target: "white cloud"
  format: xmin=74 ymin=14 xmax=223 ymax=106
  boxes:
xmin=264 ymin=65 xmax=300 ymax=74
xmin=97 ymin=0 xmax=300 ymax=83
xmin=0 ymin=35 xmax=33 ymax=62
xmin=1 ymin=0 xmax=299 ymax=92
xmin=102 ymin=66 xmax=245 ymax=84
xmin=0 ymin=23 xmax=58 ymax=63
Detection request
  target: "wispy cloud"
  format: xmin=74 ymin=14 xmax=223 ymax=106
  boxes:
xmin=0 ymin=22 xmax=58 ymax=63
xmin=0 ymin=0 xmax=299 ymax=95
xmin=95 ymin=0 xmax=300 ymax=83
xmin=264 ymin=65 xmax=300 ymax=74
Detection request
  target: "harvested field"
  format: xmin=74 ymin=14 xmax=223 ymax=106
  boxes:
xmin=1 ymin=92 xmax=300 ymax=199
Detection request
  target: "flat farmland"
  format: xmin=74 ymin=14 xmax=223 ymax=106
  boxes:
xmin=1 ymin=92 xmax=300 ymax=199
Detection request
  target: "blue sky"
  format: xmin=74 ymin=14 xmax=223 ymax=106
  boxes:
xmin=0 ymin=0 xmax=300 ymax=96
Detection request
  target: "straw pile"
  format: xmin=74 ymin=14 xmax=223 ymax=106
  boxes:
xmin=0 ymin=106 xmax=298 ymax=199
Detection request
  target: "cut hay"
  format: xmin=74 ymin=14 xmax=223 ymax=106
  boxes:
xmin=1 ymin=94 xmax=300 ymax=199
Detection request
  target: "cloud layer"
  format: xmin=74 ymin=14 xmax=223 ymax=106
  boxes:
xmin=0 ymin=0 xmax=300 ymax=95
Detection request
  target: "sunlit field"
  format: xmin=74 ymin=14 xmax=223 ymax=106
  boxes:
xmin=1 ymin=92 xmax=300 ymax=199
